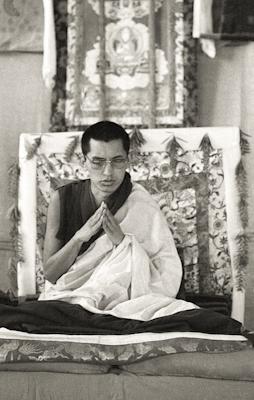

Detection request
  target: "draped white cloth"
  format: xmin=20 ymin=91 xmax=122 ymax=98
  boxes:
xmin=42 ymin=0 xmax=56 ymax=89
xmin=39 ymin=183 xmax=197 ymax=321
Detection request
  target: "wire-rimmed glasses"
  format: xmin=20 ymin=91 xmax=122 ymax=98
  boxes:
xmin=86 ymin=155 xmax=128 ymax=170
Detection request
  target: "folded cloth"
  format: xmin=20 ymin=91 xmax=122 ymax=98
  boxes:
xmin=0 ymin=300 xmax=243 ymax=336
xmin=185 ymin=294 xmax=232 ymax=316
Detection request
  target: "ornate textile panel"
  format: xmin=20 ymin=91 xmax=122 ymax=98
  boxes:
xmin=50 ymin=0 xmax=197 ymax=130
xmin=130 ymin=149 xmax=230 ymax=296
xmin=0 ymin=335 xmax=249 ymax=365
xmin=49 ymin=0 xmax=68 ymax=132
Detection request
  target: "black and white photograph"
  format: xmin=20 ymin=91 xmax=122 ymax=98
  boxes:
xmin=0 ymin=1 xmax=253 ymax=399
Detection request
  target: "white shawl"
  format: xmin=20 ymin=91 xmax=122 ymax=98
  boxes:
xmin=40 ymin=183 xmax=197 ymax=320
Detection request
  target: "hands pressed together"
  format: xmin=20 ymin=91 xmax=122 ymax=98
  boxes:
xmin=75 ymin=202 xmax=124 ymax=247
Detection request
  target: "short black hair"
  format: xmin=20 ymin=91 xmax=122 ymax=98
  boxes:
xmin=81 ymin=120 xmax=130 ymax=156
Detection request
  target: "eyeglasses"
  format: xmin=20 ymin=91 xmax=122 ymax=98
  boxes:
xmin=86 ymin=155 xmax=128 ymax=170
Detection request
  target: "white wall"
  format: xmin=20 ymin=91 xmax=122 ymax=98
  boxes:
xmin=0 ymin=52 xmax=50 ymax=290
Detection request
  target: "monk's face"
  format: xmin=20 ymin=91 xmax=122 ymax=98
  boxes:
xmin=86 ymin=138 xmax=128 ymax=200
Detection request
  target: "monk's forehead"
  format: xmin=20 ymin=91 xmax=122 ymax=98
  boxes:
xmin=88 ymin=138 xmax=127 ymax=157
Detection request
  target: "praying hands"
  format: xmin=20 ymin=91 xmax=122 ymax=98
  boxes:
xmin=74 ymin=201 xmax=124 ymax=248
xmin=102 ymin=203 xmax=125 ymax=247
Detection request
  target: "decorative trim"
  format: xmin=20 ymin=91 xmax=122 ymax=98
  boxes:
xmin=26 ymin=137 xmax=42 ymax=160
xmin=129 ymin=127 xmax=147 ymax=163
xmin=234 ymin=233 xmax=248 ymax=291
xmin=64 ymin=136 xmax=80 ymax=162
xmin=8 ymin=161 xmax=20 ymax=199
xmin=129 ymin=127 xmax=146 ymax=148
xmin=240 ymin=130 xmax=251 ymax=155
xmin=233 ymin=131 xmax=250 ymax=291
xmin=165 ymin=136 xmax=183 ymax=174
xmin=235 ymin=159 xmax=248 ymax=229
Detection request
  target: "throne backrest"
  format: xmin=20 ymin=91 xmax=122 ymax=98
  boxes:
xmin=16 ymin=127 xmax=248 ymax=322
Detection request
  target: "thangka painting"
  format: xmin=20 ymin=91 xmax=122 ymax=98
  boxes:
xmin=64 ymin=0 xmax=197 ymax=128
xmin=0 ymin=0 xmax=43 ymax=52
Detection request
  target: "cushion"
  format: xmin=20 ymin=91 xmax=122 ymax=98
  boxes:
xmin=0 ymin=330 xmax=249 ymax=366
xmin=120 ymin=348 xmax=254 ymax=381
xmin=0 ymin=362 xmax=109 ymax=374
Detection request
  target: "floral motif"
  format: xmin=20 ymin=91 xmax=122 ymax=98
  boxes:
xmin=0 ymin=336 xmax=249 ymax=366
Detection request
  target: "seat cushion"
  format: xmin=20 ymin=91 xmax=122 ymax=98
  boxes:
xmin=120 ymin=348 xmax=254 ymax=381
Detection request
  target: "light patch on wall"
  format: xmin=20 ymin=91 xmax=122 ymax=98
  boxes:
xmin=0 ymin=0 xmax=43 ymax=52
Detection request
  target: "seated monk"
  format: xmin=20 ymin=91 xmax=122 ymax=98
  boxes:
xmin=40 ymin=120 xmax=198 ymax=320
xmin=0 ymin=120 xmax=252 ymax=338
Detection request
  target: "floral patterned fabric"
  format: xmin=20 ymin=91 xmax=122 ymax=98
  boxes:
xmin=0 ymin=335 xmax=249 ymax=366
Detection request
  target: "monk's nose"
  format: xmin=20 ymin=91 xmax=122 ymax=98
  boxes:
xmin=103 ymin=162 xmax=113 ymax=175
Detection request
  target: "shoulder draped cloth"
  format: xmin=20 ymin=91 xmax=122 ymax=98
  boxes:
xmin=41 ymin=177 xmax=198 ymax=321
